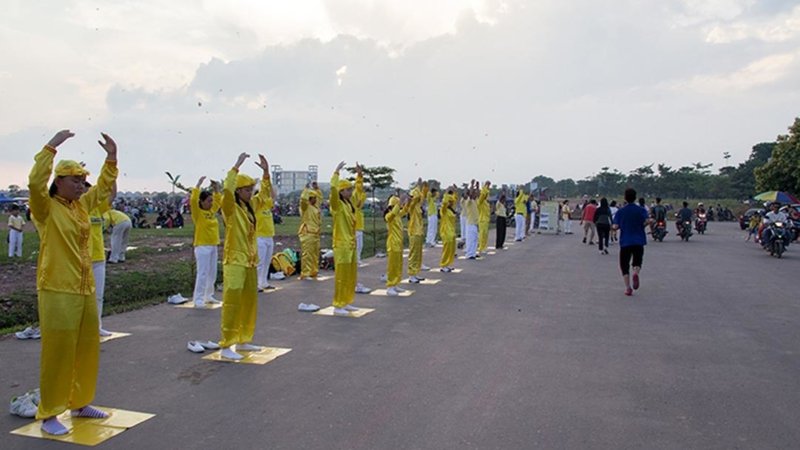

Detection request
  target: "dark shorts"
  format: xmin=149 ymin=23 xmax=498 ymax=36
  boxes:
xmin=619 ymin=245 xmax=644 ymax=275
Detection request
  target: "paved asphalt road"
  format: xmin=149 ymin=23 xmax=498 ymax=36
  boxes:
xmin=2 ymin=222 xmax=799 ymax=449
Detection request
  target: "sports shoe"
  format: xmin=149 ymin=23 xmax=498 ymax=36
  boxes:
xmin=386 ymin=287 xmax=399 ymax=296
xmin=344 ymin=305 xmax=359 ymax=312
xmin=236 ymin=343 xmax=261 ymax=352
xmin=298 ymin=303 xmax=320 ymax=312
xmin=408 ymin=276 xmax=421 ymax=284
xmin=624 ymin=288 xmax=633 ymax=296
xmin=99 ymin=328 xmax=113 ymax=337
xmin=603 ymin=249 xmax=609 ymax=255
xmin=167 ymin=294 xmax=188 ymax=304
xmin=421 ymin=264 xmax=431 ymax=271
xmin=187 ymin=341 xmax=205 ymax=353
xmin=632 ymin=273 xmax=640 ymax=290
xmin=270 ymin=272 xmax=286 ymax=280
xmin=9 ymin=392 xmax=38 ymax=418
xmin=333 ymin=307 xmax=351 ymax=316
xmin=220 ymin=348 xmax=244 ymax=360
xmin=395 ymin=286 xmax=407 ymax=293
xmin=199 ymin=341 xmax=220 ymax=350
xmin=440 ymin=267 xmax=452 ymax=273
xmin=194 ymin=300 xmax=206 ymax=308
xmin=355 ymin=284 xmax=372 ymax=294
xmin=379 ymin=274 xmax=387 ymax=282
xmin=206 ymin=296 xmax=222 ymax=304
xmin=15 ymin=327 xmax=41 ymax=340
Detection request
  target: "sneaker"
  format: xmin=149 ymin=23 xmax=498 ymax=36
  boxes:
xmin=582 ymin=237 xmax=587 ymax=243
xmin=270 ymin=272 xmax=286 ymax=280
xmin=194 ymin=300 xmax=206 ymax=308
xmin=599 ymin=250 xmax=604 ymax=255
xmin=167 ymin=294 xmax=188 ymax=304
xmin=421 ymin=265 xmax=431 ymax=271
xmin=624 ymin=287 xmax=633 ymax=296
xmin=344 ymin=305 xmax=359 ymax=312
xmin=236 ymin=343 xmax=261 ymax=352
xmin=603 ymin=249 xmax=609 ymax=255
xmin=206 ymin=296 xmax=222 ymax=304
xmin=9 ymin=392 xmax=38 ymax=418
xmin=15 ymin=326 xmax=41 ymax=340
xmin=440 ymin=267 xmax=452 ymax=273
xmin=99 ymin=328 xmax=113 ymax=337
xmin=395 ymin=286 xmax=407 ymax=293
xmin=386 ymin=287 xmax=399 ymax=296
xmin=379 ymin=274 xmax=387 ymax=282
xmin=632 ymin=273 xmax=640 ymax=290
xmin=199 ymin=341 xmax=220 ymax=350
xmin=408 ymin=276 xmax=421 ymax=284
xmin=220 ymin=347 xmax=244 ymax=360
xmin=187 ymin=341 xmax=205 ymax=353
xmin=298 ymin=303 xmax=320 ymax=312
xmin=333 ymin=307 xmax=351 ymax=316
xmin=355 ymin=284 xmax=372 ymax=294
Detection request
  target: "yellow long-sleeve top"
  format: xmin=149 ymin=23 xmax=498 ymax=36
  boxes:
xmin=495 ymin=200 xmax=507 ymax=219
xmin=406 ymin=185 xmax=428 ymax=236
xmin=103 ymin=209 xmax=130 ymax=226
xmin=427 ymin=191 xmax=438 ymax=217
xmin=255 ymin=178 xmax=275 ymax=238
xmin=298 ymin=188 xmax=321 ymax=235
xmin=385 ymin=201 xmax=410 ymax=252
xmin=221 ymin=169 xmax=269 ymax=267
xmin=464 ymin=198 xmax=479 ymax=225
xmin=439 ymin=193 xmax=457 ymax=237
xmin=478 ymin=186 xmax=490 ymax=223
xmin=190 ymin=187 xmax=222 ymax=247
xmin=330 ymin=172 xmax=356 ymax=252
xmin=29 ymin=146 xmax=118 ymax=295
xmin=89 ymin=200 xmax=111 ymax=263
xmin=514 ymin=191 xmax=527 ymax=216
xmin=354 ymin=173 xmax=366 ymax=231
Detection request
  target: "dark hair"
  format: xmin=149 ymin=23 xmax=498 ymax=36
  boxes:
xmin=682 ymin=201 xmax=689 ymax=208
xmin=49 ymin=179 xmax=59 ymax=197
xmin=198 ymin=190 xmax=212 ymax=207
xmin=610 ymin=200 xmax=617 ymax=207
xmin=600 ymin=197 xmax=608 ymax=208
xmin=638 ymin=197 xmax=645 ymax=206
xmin=498 ymin=194 xmax=506 ymax=203
xmin=234 ymin=191 xmax=256 ymax=224
xmin=624 ymin=188 xmax=636 ymax=203
xmin=589 ymin=199 xmax=597 ymax=205
xmin=655 ymin=197 xmax=662 ymax=203
xmin=10 ymin=204 xmax=20 ymax=212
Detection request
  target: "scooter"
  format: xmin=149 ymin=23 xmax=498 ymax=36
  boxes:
xmin=652 ymin=220 xmax=668 ymax=242
xmin=695 ymin=213 xmax=707 ymax=234
xmin=678 ymin=220 xmax=692 ymax=241
xmin=763 ymin=221 xmax=791 ymax=258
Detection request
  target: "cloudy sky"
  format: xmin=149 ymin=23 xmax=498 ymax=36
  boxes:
xmin=1 ymin=0 xmax=799 ymax=192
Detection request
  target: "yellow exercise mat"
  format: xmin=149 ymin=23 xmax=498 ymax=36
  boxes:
xmin=10 ymin=407 xmax=155 ymax=446
xmin=100 ymin=332 xmax=131 ymax=344
xmin=313 ymin=306 xmax=374 ymax=318
xmin=401 ymin=278 xmax=441 ymax=285
xmin=202 ymin=347 xmax=292 ymax=365
xmin=174 ymin=302 xmax=222 ymax=310
xmin=370 ymin=289 xmax=415 ymax=297
xmin=258 ymin=286 xmax=284 ymax=293
xmin=358 ymin=262 xmax=370 ymax=267
xmin=430 ymin=268 xmax=463 ymax=273
xmin=299 ymin=275 xmax=333 ymax=282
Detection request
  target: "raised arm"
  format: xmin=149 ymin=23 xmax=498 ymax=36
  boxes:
xmin=329 ymin=161 xmax=346 ymax=213
xmin=82 ymin=133 xmax=119 ymax=212
xmin=222 ymin=153 xmax=249 ymax=217
xmin=28 ymin=130 xmax=74 ymax=223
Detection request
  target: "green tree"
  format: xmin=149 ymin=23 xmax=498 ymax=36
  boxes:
xmin=755 ymin=118 xmax=800 ymax=194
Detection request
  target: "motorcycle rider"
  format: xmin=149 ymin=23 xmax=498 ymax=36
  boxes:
xmin=676 ymin=201 xmax=693 ymax=234
xmin=761 ymin=202 xmax=789 ymax=247
xmin=650 ymin=197 xmax=667 ymax=235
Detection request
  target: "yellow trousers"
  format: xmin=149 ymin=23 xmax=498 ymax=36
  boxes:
xmin=386 ymin=250 xmax=403 ymax=287
xmin=478 ymin=221 xmax=489 ymax=252
xmin=407 ymin=235 xmax=424 ymax=276
xmin=36 ymin=290 xmax=99 ymax=419
xmin=440 ymin=237 xmax=456 ymax=267
xmin=299 ymin=233 xmax=320 ymax=278
xmin=333 ymin=246 xmax=357 ymax=308
xmin=220 ymin=265 xmax=258 ymax=348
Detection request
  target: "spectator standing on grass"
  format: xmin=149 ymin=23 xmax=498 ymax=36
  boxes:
xmin=105 ymin=208 xmax=131 ymax=263
xmin=613 ymin=188 xmax=650 ymax=297
xmin=29 ymin=129 xmax=118 ymax=435
xmin=7 ymin=204 xmax=25 ymax=257
xmin=190 ymin=176 xmax=222 ymax=308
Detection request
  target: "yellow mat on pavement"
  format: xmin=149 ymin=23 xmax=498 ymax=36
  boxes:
xmin=202 ymin=347 xmax=292 ymax=365
xmin=99 ymin=332 xmax=130 ymax=344
xmin=174 ymin=302 xmax=222 ymax=310
xmin=370 ymin=289 xmax=415 ymax=297
xmin=313 ymin=306 xmax=374 ymax=318
xmin=401 ymin=278 xmax=440 ymax=285
xmin=10 ymin=407 xmax=155 ymax=446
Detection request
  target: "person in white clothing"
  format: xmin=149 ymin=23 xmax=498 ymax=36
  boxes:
xmin=425 ymin=188 xmax=439 ymax=247
xmin=105 ymin=208 xmax=131 ymax=263
xmin=464 ymin=180 xmax=480 ymax=258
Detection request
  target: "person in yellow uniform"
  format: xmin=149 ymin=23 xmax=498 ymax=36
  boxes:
xmin=330 ymin=161 xmax=360 ymax=316
xmin=514 ymin=188 xmax=527 ymax=241
xmin=438 ymin=185 xmax=458 ymax=272
xmin=298 ymin=185 xmax=321 ymax=279
xmin=29 ymin=130 xmax=118 ymax=435
xmin=255 ymin=175 xmax=277 ymax=291
xmin=406 ymin=179 xmax=429 ymax=283
xmin=7 ymin=204 xmax=25 ymax=257
xmin=477 ymin=180 xmax=491 ymax=254
xmin=352 ymin=163 xmax=372 ymax=294
xmin=463 ymin=180 xmax=480 ymax=259
xmin=384 ymin=194 xmax=411 ymax=296
xmin=458 ymin=190 xmax=468 ymax=242
xmin=190 ymin=176 xmax=222 ymax=308
xmin=425 ymin=188 xmax=439 ymax=247
xmin=104 ymin=208 xmax=131 ymax=263
xmin=88 ymin=183 xmax=112 ymax=336
xmin=218 ymin=152 xmax=271 ymax=360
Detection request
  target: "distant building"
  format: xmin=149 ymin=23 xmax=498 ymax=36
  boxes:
xmin=272 ymin=165 xmax=318 ymax=195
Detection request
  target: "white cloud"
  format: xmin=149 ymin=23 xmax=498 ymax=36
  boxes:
xmin=705 ymin=5 xmax=800 ymax=43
